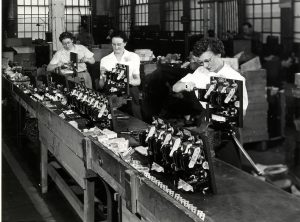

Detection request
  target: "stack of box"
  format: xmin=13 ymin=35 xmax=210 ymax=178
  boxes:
xmin=242 ymin=69 xmax=269 ymax=143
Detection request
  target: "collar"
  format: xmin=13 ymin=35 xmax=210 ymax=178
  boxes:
xmin=111 ymin=49 xmax=130 ymax=61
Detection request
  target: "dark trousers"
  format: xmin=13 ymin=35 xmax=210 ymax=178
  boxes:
xmin=129 ymin=86 xmax=142 ymax=119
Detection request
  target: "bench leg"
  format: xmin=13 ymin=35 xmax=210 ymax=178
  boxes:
xmin=84 ymin=179 xmax=95 ymax=222
xmin=41 ymin=142 xmax=48 ymax=194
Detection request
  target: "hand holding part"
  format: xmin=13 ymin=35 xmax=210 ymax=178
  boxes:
xmin=79 ymin=56 xmax=87 ymax=63
xmin=185 ymin=82 xmax=196 ymax=92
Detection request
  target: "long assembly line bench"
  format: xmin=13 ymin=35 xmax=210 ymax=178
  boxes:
xmin=3 ymin=76 xmax=300 ymax=222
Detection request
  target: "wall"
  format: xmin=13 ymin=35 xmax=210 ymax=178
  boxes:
xmin=148 ymin=0 xmax=161 ymax=25
xmin=94 ymin=0 xmax=115 ymax=16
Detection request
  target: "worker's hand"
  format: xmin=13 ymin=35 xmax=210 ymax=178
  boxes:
xmin=184 ymin=82 xmax=196 ymax=92
xmin=61 ymin=62 xmax=72 ymax=69
xmin=79 ymin=56 xmax=87 ymax=63
xmin=56 ymin=61 xmax=64 ymax=68
xmin=99 ymin=75 xmax=106 ymax=89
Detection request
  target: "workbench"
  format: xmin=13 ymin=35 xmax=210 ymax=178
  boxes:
xmin=3 ymin=76 xmax=300 ymax=222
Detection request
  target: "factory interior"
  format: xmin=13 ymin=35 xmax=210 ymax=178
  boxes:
xmin=1 ymin=0 xmax=300 ymax=221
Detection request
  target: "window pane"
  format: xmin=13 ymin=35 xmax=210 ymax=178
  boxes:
xmin=32 ymin=0 xmax=37 ymax=4
xmin=18 ymin=0 xmax=25 ymax=4
xmin=39 ymin=7 xmax=46 ymax=14
xmin=32 ymin=17 xmax=39 ymax=23
xmin=263 ymin=18 xmax=271 ymax=32
xmin=254 ymin=19 xmax=262 ymax=32
xmin=25 ymin=6 xmax=31 ymax=14
xmin=66 ymin=0 xmax=73 ymax=5
xmin=254 ymin=5 xmax=261 ymax=17
xmin=32 ymin=24 xmax=39 ymax=31
xmin=38 ymin=0 xmax=44 ymax=4
xmin=18 ymin=24 xmax=25 ymax=32
xmin=73 ymin=15 xmax=80 ymax=22
xmin=295 ymin=18 xmax=300 ymax=32
xmin=272 ymin=4 xmax=280 ymax=17
xmin=32 ymin=6 xmax=38 ymax=14
xmin=18 ymin=32 xmax=25 ymax=38
xmin=24 ymin=0 xmax=31 ymax=5
xmin=272 ymin=18 xmax=280 ymax=32
xmin=25 ymin=32 xmax=32 ymax=38
xmin=295 ymin=2 xmax=300 ymax=16
xmin=66 ymin=8 xmax=73 ymax=14
xmin=66 ymin=23 xmax=73 ymax=31
xmin=73 ymin=0 xmax=79 ymax=6
xmin=25 ymin=24 xmax=31 ymax=30
xmin=263 ymin=4 xmax=270 ymax=18
xmin=294 ymin=33 xmax=300 ymax=43
xmin=72 ymin=7 xmax=79 ymax=14
xmin=80 ymin=7 xmax=88 ymax=14
xmin=18 ymin=7 xmax=25 ymax=14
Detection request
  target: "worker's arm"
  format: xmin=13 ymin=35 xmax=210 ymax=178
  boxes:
xmin=99 ymin=66 xmax=107 ymax=89
xmin=129 ymin=73 xmax=141 ymax=86
xmin=128 ymin=54 xmax=141 ymax=86
xmin=47 ymin=63 xmax=59 ymax=72
xmin=46 ymin=52 xmax=65 ymax=72
xmin=80 ymin=56 xmax=95 ymax=64
xmin=172 ymin=80 xmax=196 ymax=93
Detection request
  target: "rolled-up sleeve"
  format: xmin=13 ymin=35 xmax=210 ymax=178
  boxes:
xmin=131 ymin=54 xmax=140 ymax=74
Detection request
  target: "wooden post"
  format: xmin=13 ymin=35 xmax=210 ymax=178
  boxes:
xmin=40 ymin=142 xmax=48 ymax=194
xmin=102 ymin=179 xmax=113 ymax=222
xmin=83 ymin=179 xmax=95 ymax=222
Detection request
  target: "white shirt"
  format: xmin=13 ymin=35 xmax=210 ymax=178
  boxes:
xmin=180 ymin=63 xmax=248 ymax=112
xmin=50 ymin=44 xmax=94 ymax=73
xmin=100 ymin=50 xmax=140 ymax=85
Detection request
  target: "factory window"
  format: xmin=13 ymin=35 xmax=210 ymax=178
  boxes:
xmin=295 ymin=0 xmax=300 ymax=43
xmin=190 ymin=0 xmax=238 ymax=38
xmin=218 ymin=0 xmax=239 ymax=38
xmin=65 ymin=0 xmax=91 ymax=36
xmin=245 ymin=0 xmax=281 ymax=43
xmin=119 ymin=0 xmax=131 ymax=36
xmin=17 ymin=0 xmax=49 ymax=40
xmin=190 ymin=0 xmax=212 ymax=35
xmin=164 ymin=0 xmax=183 ymax=32
xmin=17 ymin=0 xmax=91 ymax=40
xmin=135 ymin=0 xmax=148 ymax=26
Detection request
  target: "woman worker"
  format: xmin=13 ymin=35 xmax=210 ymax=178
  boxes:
xmin=47 ymin=31 xmax=95 ymax=89
xmin=99 ymin=31 xmax=142 ymax=119
xmin=173 ymin=38 xmax=248 ymax=168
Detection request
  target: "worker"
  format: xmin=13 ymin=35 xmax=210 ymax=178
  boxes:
xmin=76 ymin=24 xmax=95 ymax=47
xmin=172 ymin=38 xmax=248 ymax=168
xmin=47 ymin=31 xmax=95 ymax=89
xmin=237 ymin=22 xmax=263 ymax=56
xmin=99 ymin=30 xmax=142 ymax=119
xmin=106 ymin=28 xmax=115 ymax=41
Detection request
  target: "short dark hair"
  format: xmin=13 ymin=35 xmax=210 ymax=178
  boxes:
xmin=59 ymin=32 xmax=75 ymax=42
xmin=110 ymin=30 xmax=128 ymax=43
xmin=192 ymin=38 xmax=225 ymax=57
xmin=242 ymin=22 xmax=252 ymax=28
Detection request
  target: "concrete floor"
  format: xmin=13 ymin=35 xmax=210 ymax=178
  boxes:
xmin=2 ymin=102 xmax=300 ymax=221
